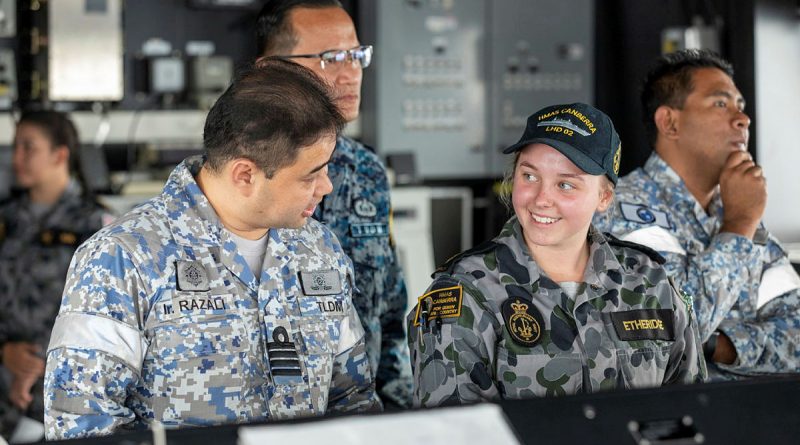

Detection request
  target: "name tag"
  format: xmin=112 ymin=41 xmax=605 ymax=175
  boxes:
xmin=156 ymin=293 xmax=234 ymax=321
xmin=350 ymin=222 xmax=389 ymax=238
xmin=298 ymin=296 xmax=346 ymax=316
xmin=413 ymin=285 xmax=463 ymax=327
xmin=620 ymin=203 xmax=672 ymax=230
xmin=611 ymin=309 xmax=675 ymax=341
xmin=299 ymin=270 xmax=342 ymax=296
xmin=173 ymin=295 xmax=227 ymax=312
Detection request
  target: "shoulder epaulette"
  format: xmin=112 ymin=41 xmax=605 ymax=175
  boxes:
xmin=604 ymin=232 xmax=666 ymax=265
xmin=433 ymin=240 xmax=499 ymax=277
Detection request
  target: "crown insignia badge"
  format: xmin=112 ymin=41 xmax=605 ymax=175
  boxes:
xmin=503 ymin=297 xmax=543 ymax=347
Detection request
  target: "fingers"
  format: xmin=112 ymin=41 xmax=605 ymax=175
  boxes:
xmin=28 ymin=356 xmax=46 ymax=375
xmin=724 ymin=151 xmax=765 ymax=180
xmin=724 ymin=150 xmax=752 ymax=169
xmin=10 ymin=378 xmax=35 ymax=410
xmin=2 ymin=343 xmax=44 ymax=377
xmin=735 ymin=160 xmax=765 ymax=180
xmin=745 ymin=164 xmax=765 ymax=178
xmin=12 ymin=355 xmax=45 ymax=376
xmin=10 ymin=391 xmax=32 ymax=410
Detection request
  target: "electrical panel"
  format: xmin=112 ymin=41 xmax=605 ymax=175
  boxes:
xmin=488 ymin=0 xmax=594 ymax=175
xmin=0 ymin=0 xmax=15 ymax=37
xmin=360 ymin=0 xmax=488 ymax=179
xmin=189 ymin=56 xmax=233 ymax=109
xmin=48 ymin=0 xmax=124 ymax=101
xmin=0 ymin=49 xmax=16 ymax=109
xmin=149 ymin=57 xmax=186 ymax=94
xmin=361 ymin=0 xmax=595 ymax=179
xmin=16 ymin=0 xmax=124 ymax=104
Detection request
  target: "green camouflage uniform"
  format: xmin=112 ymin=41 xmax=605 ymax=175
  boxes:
xmin=407 ymin=217 xmax=706 ymax=407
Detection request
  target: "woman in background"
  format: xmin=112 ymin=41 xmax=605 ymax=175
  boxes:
xmin=0 ymin=110 xmax=111 ymax=442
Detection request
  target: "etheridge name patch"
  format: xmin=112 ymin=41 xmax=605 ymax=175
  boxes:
xmin=611 ymin=309 xmax=675 ymax=341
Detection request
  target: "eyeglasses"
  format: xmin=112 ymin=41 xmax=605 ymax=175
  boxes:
xmin=279 ymin=45 xmax=373 ymax=70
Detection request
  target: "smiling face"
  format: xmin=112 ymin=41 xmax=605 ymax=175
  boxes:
xmin=669 ymin=67 xmax=751 ymax=184
xmin=285 ymin=7 xmax=363 ymax=122
xmin=247 ymin=133 xmax=336 ymax=230
xmin=512 ymin=143 xmax=613 ymax=257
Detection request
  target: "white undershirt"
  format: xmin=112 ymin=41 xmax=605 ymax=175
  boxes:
xmin=559 ymin=281 xmax=581 ymax=299
xmin=225 ymin=230 xmax=360 ymax=355
xmin=227 ymin=230 xmax=268 ymax=281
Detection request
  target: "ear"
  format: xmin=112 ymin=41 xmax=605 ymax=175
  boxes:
xmin=596 ymin=182 xmax=614 ymax=213
xmin=654 ymin=105 xmax=679 ymax=140
xmin=53 ymin=145 xmax=70 ymax=166
xmin=229 ymin=158 xmax=260 ymax=196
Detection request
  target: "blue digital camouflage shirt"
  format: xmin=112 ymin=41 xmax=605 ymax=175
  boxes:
xmin=313 ymin=136 xmax=412 ymax=407
xmin=44 ymin=156 xmax=381 ymax=440
xmin=594 ymin=153 xmax=800 ymax=378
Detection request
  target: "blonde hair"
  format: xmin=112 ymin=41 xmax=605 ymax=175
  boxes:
xmin=497 ymin=152 xmax=520 ymax=211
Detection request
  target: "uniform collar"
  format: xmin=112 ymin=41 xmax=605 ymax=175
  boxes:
xmin=334 ymin=135 xmax=359 ymax=164
xmin=162 ymin=155 xmax=330 ymax=293
xmin=61 ymin=178 xmax=82 ymax=201
xmin=643 ymin=152 xmax=722 ymax=235
xmin=493 ymin=216 xmax=624 ymax=306
xmin=17 ymin=178 xmax=83 ymax=218
xmin=161 ymin=155 xmax=224 ymax=248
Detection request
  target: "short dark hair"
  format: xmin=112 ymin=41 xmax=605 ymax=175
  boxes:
xmin=203 ymin=58 xmax=345 ymax=178
xmin=18 ymin=110 xmax=80 ymax=154
xmin=641 ymin=49 xmax=734 ymax=145
xmin=256 ymin=0 xmax=344 ymax=56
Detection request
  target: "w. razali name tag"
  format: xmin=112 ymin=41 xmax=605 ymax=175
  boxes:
xmin=611 ymin=309 xmax=675 ymax=341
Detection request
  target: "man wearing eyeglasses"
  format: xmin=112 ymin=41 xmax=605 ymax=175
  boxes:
xmin=256 ymin=1 xmax=412 ymax=409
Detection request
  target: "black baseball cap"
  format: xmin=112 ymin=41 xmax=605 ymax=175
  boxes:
xmin=502 ymin=102 xmax=622 ymax=185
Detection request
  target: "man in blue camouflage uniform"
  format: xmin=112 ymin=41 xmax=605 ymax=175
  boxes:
xmin=0 ymin=110 xmax=111 ymax=442
xmin=594 ymin=49 xmax=800 ymax=378
xmin=44 ymin=60 xmax=381 ymax=440
xmin=409 ymin=103 xmax=705 ymax=407
xmin=257 ymin=0 xmax=411 ymax=407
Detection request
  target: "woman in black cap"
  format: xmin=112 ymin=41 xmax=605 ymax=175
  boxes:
xmin=0 ymin=110 xmax=111 ymax=442
xmin=407 ymin=102 xmax=705 ymax=407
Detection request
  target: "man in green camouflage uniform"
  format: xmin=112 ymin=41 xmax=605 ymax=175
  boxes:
xmin=408 ymin=103 xmax=705 ymax=406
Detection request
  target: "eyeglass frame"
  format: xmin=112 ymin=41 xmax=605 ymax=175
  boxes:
xmin=276 ymin=45 xmax=373 ymax=70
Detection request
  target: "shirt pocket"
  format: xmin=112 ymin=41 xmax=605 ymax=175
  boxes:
xmin=148 ymin=293 xmax=248 ymax=360
xmin=297 ymin=292 xmax=347 ymax=349
xmin=496 ymin=344 xmax=584 ymax=399
xmin=292 ymin=315 xmax=339 ymax=414
xmin=602 ymin=319 xmax=673 ymax=389
xmin=144 ymin=293 xmax=251 ymax=421
xmin=296 ymin=312 xmax=338 ymax=356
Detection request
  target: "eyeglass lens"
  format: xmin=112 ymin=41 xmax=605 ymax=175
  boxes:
xmin=320 ymin=46 xmax=372 ymax=69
